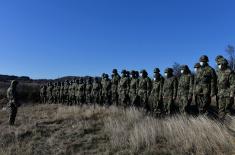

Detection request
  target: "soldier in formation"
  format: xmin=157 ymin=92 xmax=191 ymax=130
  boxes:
xmin=39 ymin=55 xmax=235 ymax=120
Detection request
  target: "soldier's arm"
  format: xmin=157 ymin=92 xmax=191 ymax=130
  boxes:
xmin=147 ymin=78 xmax=152 ymax=96
xmin=173 ymin=77 xmax=178 ymax=99
xmin=211 ymin=68 xmax=217 ymax=97
xmin=229 ymin=71 xmax=235 ymax=98
xmin=189 ymin=75 xmax=194 ymax=99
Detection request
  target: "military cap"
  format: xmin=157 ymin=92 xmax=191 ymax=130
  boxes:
xmin=199 ymin=55 xmax=209 ymax=62
xmin=154 ymin=68 xmax=160 ymax=73
xmin=164 ymin=68 xmax=173 ymax=73
xmin=194 ymin=63 xmax=201 ymax=68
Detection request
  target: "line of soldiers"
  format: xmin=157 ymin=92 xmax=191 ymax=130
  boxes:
xmin=40 ymin=55 xmax=235 ymax=120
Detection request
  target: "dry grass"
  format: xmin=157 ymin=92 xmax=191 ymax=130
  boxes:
xmin=0 ymin=104 xmax=234 ymax=155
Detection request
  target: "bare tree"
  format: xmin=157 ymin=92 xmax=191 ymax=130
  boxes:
xmin=172 ymin=62 xmax=181 ymax=77
xmin=226 ymin=45 xmax=235 ymax=70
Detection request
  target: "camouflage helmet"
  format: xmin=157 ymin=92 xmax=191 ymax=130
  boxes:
xmin=194 ymin=63 xmax=201 ymax=68
xmin=112 ymin=69 xmax=118 ymax=74
xmin=101 ymin=73 xmax=106 ymax=78
xmin=153 ymin=68 xmax=160 ymax=73
xmin=218 ymin=58 xmax=228 ymax=65
xmin=215 ymin=55 xmax=224 ymax=63
xmin=140 ymin=69 xmax=148 ymax=76
xmin=11 ymin=80 xmax=18 ymax=86
xmin=126 ymin=71 xmax=130 ymax=76
xmin=164 ymin=68 xmax=173 ymax=73
xmin=199 ymin=55 xmax=209 ymax=62
xmin=121 ymin=69 xmax=127 ymax=74
xmin=180 ymin=65 xmax=189 ymax=71
xmin=135 ymin=71 xmax=139 ymax=77
xmin=104 ymin=74 xmax=109 ymax=78
xmin=130 ymin=70 xmax=136 ymax=75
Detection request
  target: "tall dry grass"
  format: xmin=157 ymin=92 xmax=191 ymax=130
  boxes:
xmin=0 ymin=104 xmax=234 ymax=155
xmin=104 ymin=106 xmax=235 ymax=155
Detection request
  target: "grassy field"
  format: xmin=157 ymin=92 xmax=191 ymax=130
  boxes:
xmin=0 ymin=104 xmax=234 ymax=155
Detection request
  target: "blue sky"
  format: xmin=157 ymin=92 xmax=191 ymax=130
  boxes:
xmin=0 ymin=0 xmax=235 ymax=79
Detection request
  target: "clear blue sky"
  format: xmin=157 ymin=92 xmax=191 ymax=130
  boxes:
xmin=0 ymin=0 xmax=235 ymax=79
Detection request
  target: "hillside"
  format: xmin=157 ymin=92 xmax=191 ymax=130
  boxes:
xmin=0 ymin=104 xmax=234 ymax=155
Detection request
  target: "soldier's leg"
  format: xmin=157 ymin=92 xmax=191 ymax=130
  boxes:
xmin=166 ymin=99 xmax=172 ymax=115
xmin=9 ymin=104 xmax=17 ymax=125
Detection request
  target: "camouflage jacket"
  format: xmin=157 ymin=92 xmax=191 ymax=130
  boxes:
xmin=217 ymin=68 xmax=235 ymax=97
xmin=162 ymin=76 xmax=178 ymax=99
xmin=129 ymin=78 xmax=139 ymax=95
xmin=111 ymin=74 xmax=120 ymax=93
xmin=177 ymin=73 xmax=194 ymax=98
xmin=138 ymin=77 xmax=152 ymax=96
xmin=118 ymin=77 xmax=130 ymax=94
xmin=92 ymin=82 xmax=101 ymax=96
xmin=101 ymin=79 xmax=111 ymax=95
xmin=150 ymin=76 xmax=164 ymax=100
xmin=194 ymin=64 xmax=217 ymax=96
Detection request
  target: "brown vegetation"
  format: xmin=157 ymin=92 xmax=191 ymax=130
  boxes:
xmin=0 ymin=104 xmax=234 ymax=155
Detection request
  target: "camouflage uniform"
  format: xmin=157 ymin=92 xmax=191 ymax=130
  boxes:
xmin=118 ymin=70 xmax=130 ymax=107
xmin=177 ymin=65 xmax=194 ymax=114
xmin=138 ymin=70 xmax=152 ymax=109
xmin=68 ymin=80 xmax=76 ymax=105
xmin=40 ymin=85 xmax=47 ymax=104
xmin=101 ymin=74 xmax=112 ymax=105
xmin=92 ymin=77 xmax=102 ymax=104
xmin=162 ymin=68 xmax=178 ymax=115
xmin=216 ymin=58 xmax=235 ymax=120
xmin=7 ymin=80 xmax=19 ymax=125
xmin=59 ymin=82 xmax=65 ymax=103
xmin=111 ymin=69 xmax=120 ymax=105
xmin=194 ymin=55 xmax=217 ymax=114
xmin=46 ymin=82 xmax=53 ymax=104
xmin=129 ymin=71 xmax=139 ymax=107
xmin=148 ymin=68 xmax=164 ymax=115
xmin=85 ymin=77 xmax=93 ymax=104
xmin=75 ymin=78 xmax=86 ymax=105
xmin=52 ymin=83 xmax=57 ymax=103
xmin=64 ymin=80 xmax=70 ymax=104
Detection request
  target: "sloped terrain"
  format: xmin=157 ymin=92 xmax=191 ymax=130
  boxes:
xmin=0 ymin=104 xmax=234 ymax=155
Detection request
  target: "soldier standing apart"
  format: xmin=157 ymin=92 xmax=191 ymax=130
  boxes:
xmin=111 ymin=69 xmax=120 ymax=106
xmin=138 ymin=70 xmax=152 ymax=110
xmin=7 ymin=80 xmax=19 ymax=125
xmin=216 ymin=58 xmax=235 ymax=120
xmin=162 ymin=68 xmax=178 ymax=115
xmin=129 ymin=70 xmax=139 ymax=107
xmin=177 ymin=65 xmax=193 ymax=115
xmin=149 ymin=68 xmax=164 ymax=116
xmin=194 ymin=55 xmax=217 ymax=115
xmin=118 ymin=70 xmax=130 ymax=107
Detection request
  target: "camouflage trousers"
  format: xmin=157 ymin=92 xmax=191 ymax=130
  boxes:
xmin=177 ymin=96 xmax=189 ymax=114
xmin=118 ymin=91 xmax=129 ymax=107
xmin=148 ymin=94 xmax=161 ymax=114
xmin=163 ymin=97 xmax=173 ymax=115
xmin=129 ymin=93 xmax=138 ymax=107
xmin=111 ymin=92 xmax=119 ymax=106
xmin=7 ymin=103 xmax=18 ymax=125
xmin=196 ymin=94 xmax=211 ymax=114
xmin=218 ymin=96 xmax=233 ymax=120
